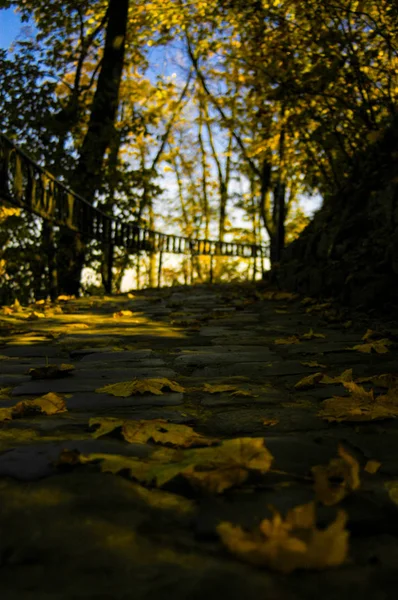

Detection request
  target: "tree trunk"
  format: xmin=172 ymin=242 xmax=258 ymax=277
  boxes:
xmin=57 ymin=0 xmax=129 ymax=295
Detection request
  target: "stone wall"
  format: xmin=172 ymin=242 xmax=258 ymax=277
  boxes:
xmin=273 ymin=118 xmax=398 ymax=313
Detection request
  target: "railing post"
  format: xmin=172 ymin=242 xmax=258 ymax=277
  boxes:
xmin=157 ymin=250 xmax=163 ymax=288
xmin=105 ymin=242 xmax=114 ymax=294
xmin=209 ymin=254 xmax=214 ymax=283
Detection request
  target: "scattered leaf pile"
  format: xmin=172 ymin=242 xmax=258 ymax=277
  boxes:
xmin=217 ymin=501 xmax=349 ymax=573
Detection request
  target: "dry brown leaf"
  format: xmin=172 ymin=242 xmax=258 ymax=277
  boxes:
xmin=113 ymin=310 xmax=134 ymax=318
xmin=318 ymin=380 xmax=398 ymax=422
xmin=203 ymin=383 xmax=239 ymax=394
xmin=28 ymin=363 xmax=75 ymax=380
xmin=230 ymin=389 xmax=259 ymax=398
xmin=96 ymin=377 xmax=185 ymax=397
xmin=320 ymin=369 xmax=353 ymax=384
xmin=356 ymin=374 xmax=398 ymax=388
xmin=69 ymin=437 xmax=273 ymax=494
xmin=351 ymin=339 xmax=391 ymax=354
xmin=217 ymin=502 xmax=349 ymax=573
xmin=274 ymin=335 xmax=300 ymax=345
xmin=294 ymin=372 xmax=324 ymax=390
xmin=26 ymin=311 xmax=45 ymax=320
xmin=364 ymin=460 xmax=381 ymax=474
xmin=301 ymin=328 xmax=326 ymax=340
xmin=9 ymin=392 xmax=67 ymax=419
xmin=0 ymin=407 xmax=13 ymax=422
xmin=312 ymin=445 xmax=360 ymax=506
xmin=65 ymin=323 xmax=89 ymax=329
xmin=262 ymin=418 xmax=279 ymax=427
xmin=301 ymin=361 xmax=327 ymax=368
xmin=90 ymin=416 xmax=217 ymax=448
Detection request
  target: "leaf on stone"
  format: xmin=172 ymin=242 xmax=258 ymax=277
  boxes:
xmin=318 ymin=381 xmax=398 ymax=422
xmin=28 ymin=363 xmax=75 ymax=379
xmin=0 ymin=407 xmax=13 ymax=422
xmin=362 ymin=329 xmax=386 ymax=342
xmin=305 ymin=302 xmax=332 ymax=313
xmin=294 ymin=372 xmax=325 ymax=390
xmin=0 ymin=386 xmax=12 ymax=401
xmin=217 ymin=502 xmax=349 ymax=573
xmin=70 ymin=437 xmax=273 ymax=494
xmin=385 ymin=481 xmax=398 ymax=505
xmin=203 ymin=383 xmax=239 ymax=394
xmin=301 ymin=361 xmax=327 ymax=368
xmin=262 ymin=418 xmax=279 ymax=427
xmin=89 ymin=416 xmax=217 ymax=448
xmin=356 ymin=374 xmax=398 ymax=389
xmin=65 ymin=323 xmax=89 ymax=329
xmin=0 ymin=355 xmax=13 ymax=360
xmin=301 ymin=328 xmax=326 ymax=340
xmin=275 ymin=309 xmax=288 ymax=314
xmin=113 ymin=310 xmax=134 ymax=318
xmin=320 ymin=369 xmax=353 ymax=384
xmin=312 ymin=445 xmax=360 ymax=506
xmin=2 ymin=306 xmax=14 ymax=315
xmin=274 ymin=335 xmax=300 ymax=345
xmin=26 ymin=311 xmax=45 ymax=320
xmin=364 ymin=460 xmax=381 ymax=474
xmin=11 ymin=392 xmax=67 ymax=418
xmin=96 ymin=377 xmax=185 ymax=397
xmin=351 ymin=339 xmax=391 ymax=354
xmin=230 ymin=389 xmax=259 ymax=398
xmin=57 ymin=295 xmax=75 ymax=301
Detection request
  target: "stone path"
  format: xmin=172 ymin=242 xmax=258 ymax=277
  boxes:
xmin=1 ymin=282 xmax=398 ymax=599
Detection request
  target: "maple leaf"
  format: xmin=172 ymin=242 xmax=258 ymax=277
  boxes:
xmin=318 ymin=381 xmax=398 ymax=422
xmin=301 ymin=361 xmax=327 ymax=368
xmin=312 ymin=445 xmax=360 ymax=506
xmin=28 ymin=363 xmax=75 ymax=380
xmin=26 ymin=311 xmax=45 ymax=320
xmin=217 ymin=502 xmax=349 ymax=573
xmin=203 ymin=383 xmax=239 ymax=394
xmin=364 ymin=460 xmax=381 ymax=474
xmin=301 ymin=328 xmax=326 ymax=340
xmin=320 ymin=369 xmax=353 ymax=384
xmin=96 ymin=378 xmax=185 ymax=396
xmin=113 ymin=310 xmax=134 ymax=318
xmin=262 ymin=418 xmax=279 ymax=427
xmin=89 ymin=416 xmax=217 ymax=448
xmin=294 ymin=372 xmax=324 ymax=389
xmin=67 ymin=437 xmax=273 ymax=494
xmin=350 ymin=339 xmax=391 ymax=354
xmin=274 ymin=335 xmax=300 ymax=345
xmin=4 ymin=392 xmax=67 ymax=421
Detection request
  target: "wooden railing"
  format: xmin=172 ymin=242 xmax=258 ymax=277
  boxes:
xmin=0 ymin=132 xmax=268 ymax=290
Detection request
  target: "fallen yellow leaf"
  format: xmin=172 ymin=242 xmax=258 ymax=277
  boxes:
xmin=301 ymin=361 xmax=327 ymax=368
xmin=113 ymin=310 xmax=134 ymax=318
xmin=89 ymin=417 xmax=218 ymax=448
xmin=1 ymin=392 xmax=67 ymax=422
xmin=318 ymin=381 xmax=398 ymax=422
xmin=63 ymin=437 xmax=273 ymax=494
xmin=203 ymin=383 xmax=238 ymax=394
xmin=294 ymin=372 xmax=324 ymax=390
xmin=351 ymin=339 xmax=391 ymax=354
xmin=217 ymin=502 xmax=349 ymax=572
xmin=312 ymin=445 xmax=360 ymax=506
xmin=26 ymin=311 xmax=45 ymax=320
xmin=262 ymin=418 xmax=279 ymax=427
xmin=57 ymin=294 xmax=75 ymax=301
xmin=320 ymin=369 xmax=353 ymax=384
xmin=28 ymin=363 xmax=75 ymax=380
xmin=364 ymin=460 xmax=381 ymax=474
xmin=274 ymin=335 xmax=300 ymax=345
xmin=301 ymin=328 xmax=326 ymax=340
xmin=230 ymin=389 xmax=259 ymax=398
xmin=96 ymin=378 xmax=185 ymax=397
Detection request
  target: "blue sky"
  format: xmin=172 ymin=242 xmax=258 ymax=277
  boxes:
xmin=0 ymin=7 xmax=23 ymax=50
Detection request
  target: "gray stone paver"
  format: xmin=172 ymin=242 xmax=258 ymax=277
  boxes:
xmin=1 ymin=282 xmax=398 ymax=599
